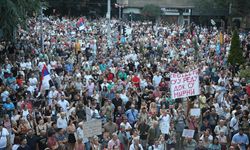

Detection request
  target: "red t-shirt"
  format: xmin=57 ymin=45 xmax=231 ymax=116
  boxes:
xmin=246 ymin=85 xmax=250 ymax=96
xmin=16 ymin=79 xmax=23 ymax=87
xmin=107 ymin=73 xmax=114 ymax=81
xmin=21 ymin=101 xmax=33 ymax=111
xmin=132 ymin=76 xmax=140 ymax=87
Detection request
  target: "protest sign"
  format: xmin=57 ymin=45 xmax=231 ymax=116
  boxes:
xmin=170 ymin=69 xmax=200 ymax=99
xmin=190 ymin=108 xmax=201 ymax=117
xmin=182 ymin=129 xmax=195 ymax=138
xmin=82 ymin=120 xmax=102 ymax=138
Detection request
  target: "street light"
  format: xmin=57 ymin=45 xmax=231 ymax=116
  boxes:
xmin=107 ymin=0 xmax=111 ymax=50
xmin=115 ymin=3 xmax=124 ymax=20
xmin=40 ymin=6 xmax=44 ymax=52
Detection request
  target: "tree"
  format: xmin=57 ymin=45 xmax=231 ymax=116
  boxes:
xmin=195 ymin=0 xmax=250 ymax=27
xmin=231 ymin=0 xmax=250 ymax=17
xmin=227 ymin=30 xmax=245 ymax=65
xmin=0 ymin=0 xmax=42 ymax=41
xmin=239 ymin=67 xmax=250 ymax=81
xmin=141 ymin=4 xmax=161 ymax=21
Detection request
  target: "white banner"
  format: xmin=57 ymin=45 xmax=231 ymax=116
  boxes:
xmin=170 ymin=69 xmax=200 ymax=99
xmin=82 ymin=120 xmax=102 ymax=138
xmin=182 ymin=129 xmax=195 ymax=138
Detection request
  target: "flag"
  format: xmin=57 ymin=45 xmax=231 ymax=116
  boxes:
xmin=211 ymin=19 xmax=216 ymax=26
xmin=220 ymin=32 xmax=224 ymax=45
xmin=39 ymin=64 xmax=51 ymax=92
xmin=76 ymin=17 xmax=84 ymax=26
xmin=76 ymin=17 xmax=85 ymax=30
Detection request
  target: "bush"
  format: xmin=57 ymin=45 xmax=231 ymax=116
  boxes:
xmin=239 ymin=68 xmax=250 ymax=80
xmin=227 ymin=30 xmax=245 ymax=65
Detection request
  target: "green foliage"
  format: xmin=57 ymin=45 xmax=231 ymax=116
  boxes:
xmin=141 ymin=4 xmax=161 ymax=20
xmin=228 ymin=30 xmax=245 ymax=65
xmin=0 ymin=0 xmax=42 ymax=41
xmin=195 ymin=0 xmax=229 ymax=16
xmin=195 ymin=0 xmax=250 ymax=17
xmin=239 ymin=68 xmax=250 ymax=80
xmin=231 ymin=0 xmax=250 ymax=17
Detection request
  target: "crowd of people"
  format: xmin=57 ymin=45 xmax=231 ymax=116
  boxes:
xmin=0 ymin=15 xmax=249 ymax=150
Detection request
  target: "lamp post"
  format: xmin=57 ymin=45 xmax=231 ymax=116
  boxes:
xmin=107 ymin=0 xmax=111 ymax=50
xmin=40 ymin=6 xmax=44 ymax=52
xmin=115 ymin=3 xmax=123 ymax=20
xmin=129 ymin=12 xmax=133 ymax=22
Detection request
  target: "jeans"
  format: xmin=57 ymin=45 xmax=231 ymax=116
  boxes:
xmin=84 ymin=141 xmax=91 ymax=150
xmin=0 ymin=147 xmax=6 ymax=150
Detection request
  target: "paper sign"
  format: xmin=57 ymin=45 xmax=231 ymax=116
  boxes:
xmin=170 ymin=69 xmax=200 ymax=99
xmin=190 ymin=108 xmax=201 ymax=117
xmin=82 ymin=119 xmax=102 ymax=138
xmin=182 ymin=129 xmax=195 ymax=138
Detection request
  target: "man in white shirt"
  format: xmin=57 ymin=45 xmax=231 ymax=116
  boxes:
xmin=90 ymin=105 xmax=100 ymax=119
xmin=28 ymin=73 xmax=38 ymax=88
xmin=153 ymin=72 xmax=162 ymax=87
xmin=56 ymin=112 xmax=68 ymax=129
xmin=159 ymin=109 xmax=170 ymax=137
xmin=101 ymin=79 xmax=109 ymax=90
xmin=0 ymin=122 xmax=10 ymax=149
xmin=26 ymin=81 xmax=36 ymax=96
xmin=25 ymin=58 xmax=32 ymax=70
xmin=57 ymin=95 xmax=69 ymax=112
xmin=214 ymin=119 xmax=228 ymax=136
xmin=47 ymin=86 xmax=58 ymax=105
xmin=84 ymin=71 xmax=93 ymax=83
xmin=230 ymin=112 xmax=240 ymax=137
xmin=129 ymin=137 xmax=143 ymax=150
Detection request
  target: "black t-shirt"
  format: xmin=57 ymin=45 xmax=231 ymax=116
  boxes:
xmin=38 ymin=137 xmax=47 ymax=150
xmin=138 ymin=123 xmax=150 ymax=140
xmin=26 ymin=135 xmax=39 ymax=149
xmin=112 ymin=98 xmax=123 ymax=110
xmin=128 ymin=62 xmax=135 ymax=71
xmin=17 ymin=145 xmax=31 ymax=150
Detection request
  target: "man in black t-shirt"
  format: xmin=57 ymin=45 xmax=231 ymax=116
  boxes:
xmin=26 ymin=129 xmax=39 ymax=150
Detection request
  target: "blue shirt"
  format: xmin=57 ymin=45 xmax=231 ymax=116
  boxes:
xmin=232 ymin=133 xmax=249 ymax=150
xmin=3 ymin=102 xmax=15 ymax=110
xmin=125 ymin=109 xmax=138 ymax=124
xmin=99 ymin=64 xmax=107 ymax=72
xmin=65 ymin=63 xmax=73 ymax=73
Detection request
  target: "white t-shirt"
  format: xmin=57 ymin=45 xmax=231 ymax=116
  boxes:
xmin=84 ymin=75 xmax=93 ymax=82
xmin=57 ymin=117 xmax=68 ymax=129
xmin=159 ymin=115 xmax=170 ymax=134
xmin=129 ymin=143 xmax=143 ymax=150
xmin=153 ymin=75 xmax=162 ymax=87
xmin=57 ymin=100 xmax=69 ymax=112
xmin=12 ymin=144 xmax=20 ymax=150
xmin=29 ymin=77 xmax=38 ymax=87
xmin=0 ymin=128 xmax=10 ymax=148
xmin=20 ymin=62 xmax=26 ymax=70
xmin=25 ymin=62 xmax=32 ymax=70
xmin=120 ymin=93 xmax=129 ymax=104
xmin=22 ymin=109 xmax=29 ymax=119
xmin=27 ymin=86 xmax=35 ymax=95
xmin=120 ymin=122 xmax=132 ymax=138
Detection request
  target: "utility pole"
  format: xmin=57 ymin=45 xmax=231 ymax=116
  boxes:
xmin=40 ymin=5 xmax=44 ymax=52
xmin=107 ymin=0 xmax=111 ymax=50
xmin=119 ymin=5 xmax=122 ymax=20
